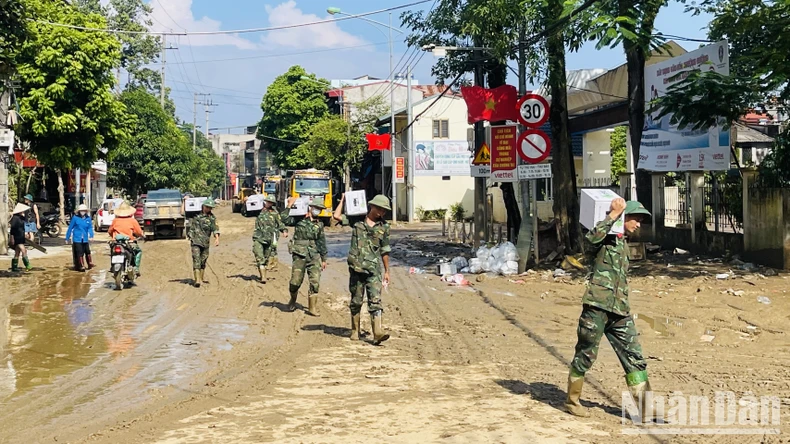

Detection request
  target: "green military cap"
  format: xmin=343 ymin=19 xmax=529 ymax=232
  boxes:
xmin=308 ymin=197 xmax=326 ymax=210
xmin=202 ymin=198 xmax=216 ymax=208
xmin=264 ymin=195 xmax=277 ymax=204
xmin=624 ymin=200 xmax=651 ymax=217
xmin=368 ymin=194 xmax=391 ymax=211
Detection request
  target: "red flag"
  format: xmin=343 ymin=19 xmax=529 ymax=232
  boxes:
xmin=366 ymin=133 xmax=391 ymax=151
xmin=460 ymin=85 xmax=519 ymax=124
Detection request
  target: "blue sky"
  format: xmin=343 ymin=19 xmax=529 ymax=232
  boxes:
xmin=147 ymin=0 xmax=713 ymax=130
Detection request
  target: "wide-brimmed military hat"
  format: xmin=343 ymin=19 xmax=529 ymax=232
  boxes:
xmin=308 ymin=198 xmax=326 ymax=210
xmin=264 ymin=195 xmax=277 ymax=204
xmin=23 ymin=194 xmax=33 ymax=202
xmin=624 ymin=200 xmax=651 ymax=218
xmin=368 ymin=194 xmax=391 ymax=211
xmin=202 ymin=198 xmax=216 ymax=208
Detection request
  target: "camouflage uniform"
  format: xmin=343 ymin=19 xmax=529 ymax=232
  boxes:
xmin=341 ymin=215 xmax=391 ymax=315
xmin=570 ymin=217 xmax=646 ymax=382
xmin=252 ymin=208 xmax=285 ymax=267
xmin=188 ymin=212 xmax=219 ymax=270
xmin=281 ymin=210 xmax=327 ymax=297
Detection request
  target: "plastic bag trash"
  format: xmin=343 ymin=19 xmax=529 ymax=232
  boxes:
xmin=409 ymin=267 xmax=426 ymax=274
xmin=553 ymin=269 xmax=567 ymax=277
xmin=468 ymin=258 xmax=483 ymax=274
xmin=501 ymin=260 xmax=519 ymax=276
xmin=501 ymin=241 xmax=519 ymax=262
xmin=740 ymin=262 xmax=758 ymax=272
xmin=757 ymin=296 xmax=771 ymax=304
xmin=476 ymin=246 xmax=491 ymax=262
xmin=715 ymin=273 xmax=730 ymax=280
xmin=451 ymin=256 xmax=469 ymax=270
xmin=460 ymin=267 xmax=470 ymax=273
xmin=489 ymin=258 xmax=504 ymax=274
xmin=442 ymin=273 xmax=470 ymax=286
xmin=490 ymin=244 xmax=504 ymax=261
xmin=674 ymin=248 xmax=690 ymax=255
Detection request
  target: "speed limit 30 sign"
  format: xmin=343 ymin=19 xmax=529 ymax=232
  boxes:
xmin=517 ymin=93 xmax=550 ymax=128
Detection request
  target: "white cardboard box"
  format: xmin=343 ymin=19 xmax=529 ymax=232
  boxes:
xmin=580 ymin=189 xmax=624 ymax=234
xmin=184 ymin=197 xmax=207 ymax=213
xmin=289 ymin=197 xmax=310 ymax=216
xmin=344 ymin=190 xmax=368 ymax=216
xmin=245 ymin=194 xmax=265 ymax=211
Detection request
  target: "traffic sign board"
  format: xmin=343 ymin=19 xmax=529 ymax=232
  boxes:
xmin=471 ymin=165 xmax=491 ymax=177
xmin=518 ymin=164 xmax=552 ymax=180
xmin=517 ymin=94 xmax=550 ymax=128
xmin=472 ymin=142 xmax=491 ymax=165
xmin=517 ymin=129 xmax=552 ymax=164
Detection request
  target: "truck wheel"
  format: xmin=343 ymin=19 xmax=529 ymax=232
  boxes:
xmin=176 ymin=228 xmax=185 ymax=239
xmin=241 ymin=207 xmax=248 ymax=217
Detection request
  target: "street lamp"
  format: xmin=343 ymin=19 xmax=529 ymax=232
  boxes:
xmin=327 ymin=6 xmax=402 ymax=223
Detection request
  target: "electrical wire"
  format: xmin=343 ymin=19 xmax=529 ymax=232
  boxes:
xmin=32 ymin=0 xmax=433 ymax=36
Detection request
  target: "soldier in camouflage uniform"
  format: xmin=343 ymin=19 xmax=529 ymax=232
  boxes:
xmin=187 ymin=198 xmax=220 ymax=288
xmin=565 ymin=198 xmax=657 ymax=421
xmin=281 ymin=197 xmax=327 ymax=315
xmin=333 ymin=193 xmax=392 ymax=345
xmin=253 ymin=195 xmax=287 ymax=283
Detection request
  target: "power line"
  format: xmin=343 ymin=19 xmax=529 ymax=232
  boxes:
xmin=151 ymin=42 xmax=389 ymax=66
xmin=32 ymin=0 xmax=433 ymax=36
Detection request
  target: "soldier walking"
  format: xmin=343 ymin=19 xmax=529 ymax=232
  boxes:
xmin=188 ymin=199 xmax=220 ymax=288
xmin=253 ymin=195 xmax=288 ymax=283
xmin=565 ymin=198 xmax=657 ymax=421
xmin=333 ymin=194 xmax=391 ymax=345
xmin=281 ymin=197 xmax=327 ymax=315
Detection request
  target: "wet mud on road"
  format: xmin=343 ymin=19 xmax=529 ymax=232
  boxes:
xmin=0 ymin=213 xmax=788 ymax=443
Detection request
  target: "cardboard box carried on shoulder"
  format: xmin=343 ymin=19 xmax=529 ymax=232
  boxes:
xmin=344 ymin=190 xmax=368 ymax=216
xmin=580 ymin=189 xmax=624 ymax=235
xmin=245 ymin=194 xmax=265 ymax=212
xmin=288 ymin=197 xmax=310 ymax=216
xmin=184 ymin=197 xmax=207 ymax=213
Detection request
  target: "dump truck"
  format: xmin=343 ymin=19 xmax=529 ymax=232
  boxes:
xmin=262 ymin=175 xmax=283 ymax=210
xmin=143 ymin=189 xmax=185 ymax=240
xmin=231 ymin=187 xmax=258 ymax=214
xmin=282 ymin=169 xmax=337 ymax=226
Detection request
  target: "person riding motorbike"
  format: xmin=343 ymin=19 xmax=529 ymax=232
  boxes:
xmin=107 ymin=201 xmax=144 ymax=276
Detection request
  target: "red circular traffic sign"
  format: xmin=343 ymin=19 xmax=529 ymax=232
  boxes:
xmin=517 ymin=129 xmax=552 ymax=164
xmin=517 ymin=94 xmax=550 ymax=128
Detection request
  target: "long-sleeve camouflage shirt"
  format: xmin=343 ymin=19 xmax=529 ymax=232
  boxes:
xmin=253 ymin=209 xmax=286 ymax=243
xmin=340 ymin=215 xmax=391 ymax=275
xmin=583 ymin=217 xmax=630 ymax=315
xmin=188 ymin=212 xmax=219 ymax=248
xmin=281 ymin=210 xmax=327 ymax=261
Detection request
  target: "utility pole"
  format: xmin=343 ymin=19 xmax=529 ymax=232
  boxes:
xmin=389 ymin=11 xmax=396 ymax=223
xmin=159 ymin=35 xmax=178 ymax=108
xmin=516 ymin=24 xmax=535 ymax=271
xmin=204 ymin=97 xmax=217 ymax=137
xmin=193 ymin=92 xmax=198 ymax=148
xmin=406 ymin=64 xmax=415 ymax=223
xmin=473 ymin=47 xmax=486 ymax=246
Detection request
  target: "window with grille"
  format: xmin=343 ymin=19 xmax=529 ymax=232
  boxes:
xmin=432 ymin=120 xmax=449 ymax=139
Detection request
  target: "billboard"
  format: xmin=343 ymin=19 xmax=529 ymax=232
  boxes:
xmin=414 ymin=140 xmax=471 ymax=176
xmin=640 ymin=41 xmax=731 ymax=171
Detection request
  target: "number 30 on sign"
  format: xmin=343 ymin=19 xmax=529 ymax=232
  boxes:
xmin=517 ymin=93 xmax=550 ymax=128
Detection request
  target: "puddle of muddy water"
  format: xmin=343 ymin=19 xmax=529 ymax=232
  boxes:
xmin=632 ymin=313 xmax=685 ymax=335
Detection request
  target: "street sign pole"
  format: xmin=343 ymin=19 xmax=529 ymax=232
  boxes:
xmin=472 ymin=48 xmax=486 ymax=247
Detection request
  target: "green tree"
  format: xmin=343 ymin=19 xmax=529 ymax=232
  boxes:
xmin=15 ymin=0 xmax=132 ymax=168
xmin=0 ymin=0 xmax=29 ymax=67
xmin=108 ymin=88 xmax=197 ymax=197
xmin=257 ymin=66 xmax=330 ymax=168
xmin=295 ymin=116 xmax=352 ymax=176
xmin=610 ymin=126 xmax=627 ymax=184
xmin=179 ymin=123 xmax=225 ymax=196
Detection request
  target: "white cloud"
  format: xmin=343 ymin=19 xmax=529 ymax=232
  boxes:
xmin=260 ymin=1 xmax=367 ymax=49
xmin=148 ymin=0 xmax=258 ymax=50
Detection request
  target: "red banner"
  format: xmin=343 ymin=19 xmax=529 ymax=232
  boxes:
xmin=366 ymin=133 xmax=391 ymax=151
xmin=13 ymin=150 xmax=42 ymax=168
xmin=460 ymin=85 xmax=519 ymax=124
xmin=395 ymin=157 xmax=405 ymax=183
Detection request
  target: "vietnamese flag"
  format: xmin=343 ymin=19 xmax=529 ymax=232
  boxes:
xmin=366 ymin=133 xmax=391 ymax=151
xmin=461 ymin=85 xmax=519 ymax=124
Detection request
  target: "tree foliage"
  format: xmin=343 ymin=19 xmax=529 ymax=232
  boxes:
xmin=610 ymin=126 xmax=627 ymax=184
xmin=14 ymin=0 xmax=132 ymax=169
xmin=257 ymin=66 xmax=330 ymax=168
xmin=108 ymin=88 xmax=220 ymax=197
xmin=179 ymin=123 xmax=225 ymax=196
xmin=0 ymin=0 xmax=29 ymax=68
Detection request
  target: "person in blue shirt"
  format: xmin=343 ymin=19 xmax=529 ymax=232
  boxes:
xmin=66 ymin=204 xmax=95 ymax=272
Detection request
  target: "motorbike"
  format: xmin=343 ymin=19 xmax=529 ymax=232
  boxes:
xmin=38 ymin=212 xmax=62 ymax=240
xmin=109 ymin=235 xmax=137 ymax=290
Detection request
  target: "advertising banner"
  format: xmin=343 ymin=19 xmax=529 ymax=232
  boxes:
xmin=640 ymin=41 xmax=731 ymax=171
xmin=491 ymin=125 xmax=518 ymax=182
xmin=414 ymin=140 xmax=471 ymax=176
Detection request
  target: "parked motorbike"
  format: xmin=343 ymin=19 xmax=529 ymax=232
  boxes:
xmin=109 ymin=236 xmax=137 ymax=290
xmin=38 ymin=212 xmax=62 ymax=240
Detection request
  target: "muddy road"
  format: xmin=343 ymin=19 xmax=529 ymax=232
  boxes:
xmin=0 ymin=208 xmax=787 ymax=443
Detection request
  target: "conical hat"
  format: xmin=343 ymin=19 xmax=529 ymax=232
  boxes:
xmin=12 ymin=203 xmax=30 ymax=215
xmin=114 ymin=201 xmax=136 ymax=217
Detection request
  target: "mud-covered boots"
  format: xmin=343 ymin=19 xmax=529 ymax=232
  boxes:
xmin=370 ymin=310 xmax=390 ymax=345
xmin=287 ymin=291 xmax=298 ymax=312
xmin=193 ymin=269 xmax=201 ymax=288
xmin=75 ymin=257 xmax=86 ymax=272
xmin=627 ymin=373 xmax=663 ymax=423
xmin=86 ymin=254 xmax=95 ymax=270
xmin=10 ymin=259 xmax=19 ymax=272
xmin=22 ymin=257 xmax=32 ymax=272
xmin=307 ymin=295 xmax=320 ymax=317
xmin=350 ymin=313 xmax=361 ymax=340
xmin=259 ymin=266 xmax=267 ymax=283
xmin=564 ymin=371 xmax=590 ymax=417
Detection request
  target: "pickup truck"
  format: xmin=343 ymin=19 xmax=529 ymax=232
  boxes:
xmin=142 ymin=189 xmax=185 ymax=240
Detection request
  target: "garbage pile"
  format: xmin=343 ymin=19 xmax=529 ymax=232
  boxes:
xmin=465 ymin=242 xmax=520 ymax=276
